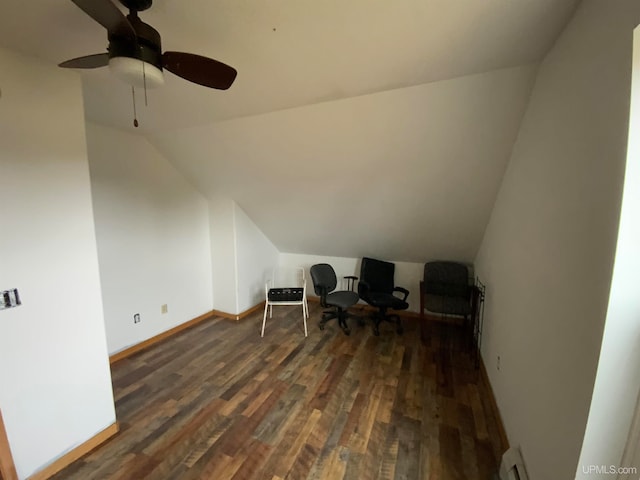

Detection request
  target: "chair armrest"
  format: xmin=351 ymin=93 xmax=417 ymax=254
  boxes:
xmin=344 ymin=275 xmax=358 ymax=291
xmin=393 ymin=286 xmax=409 ymax=301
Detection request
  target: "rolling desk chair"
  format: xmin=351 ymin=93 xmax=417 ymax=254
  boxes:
xmin=310 ymin=263 xmax=360 ymax=336
xmin=358 ymin=257 xmax=409 ymax=336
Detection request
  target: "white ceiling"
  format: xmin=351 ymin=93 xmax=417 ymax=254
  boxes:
xmin=0 ymin=0 xmax=579 ymax=132
xmin=0 ymin=0 xmax=581 ymax=263
xmin=150 ymin=64 xmax=538 ymax=262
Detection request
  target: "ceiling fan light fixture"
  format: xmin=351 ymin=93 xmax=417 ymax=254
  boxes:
xmin=108 ymin=56 xmax=164 ymax=88
xmin=61 ymin=0 xmax=236 ymax=90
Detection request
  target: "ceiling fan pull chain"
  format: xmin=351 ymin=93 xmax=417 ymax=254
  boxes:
xmin=132 ymin=86 xmax=139 ymax=128
xmin=142 ymin=54 xmax=148 ymax=106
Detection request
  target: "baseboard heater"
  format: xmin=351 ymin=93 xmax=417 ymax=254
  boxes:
xmin=500 ymin=447 xmax=529 ymax=480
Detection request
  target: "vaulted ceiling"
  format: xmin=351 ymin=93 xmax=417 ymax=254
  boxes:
xmin=0 ymin=0 xmax=581 ymax=262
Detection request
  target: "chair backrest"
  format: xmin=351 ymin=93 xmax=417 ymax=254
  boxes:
xmin=310 ymin=264 xmax=337 ymax=296
xmin=423 ymin=261 xmax=469 ymax=298
xmin=359 ymin=257 xmax=395 ymax=295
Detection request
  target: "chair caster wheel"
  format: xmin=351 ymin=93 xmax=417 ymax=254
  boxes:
xmin=319 ymin=323 xmax=325 ymax=331
xmin=343 ymin=328 xmax=351 ymax=336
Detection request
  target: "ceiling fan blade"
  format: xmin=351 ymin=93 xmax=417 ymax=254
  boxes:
xmin=163 ymin=52 xmax=237 ymax=90
xmin=59 ymin=53 xmax=110 ymax=69
xmin=70 ymin=0 xmax=136 ymax=42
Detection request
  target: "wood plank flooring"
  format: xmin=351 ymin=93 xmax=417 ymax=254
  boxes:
xmin=52 ymin=303 xmax=503 ymax=480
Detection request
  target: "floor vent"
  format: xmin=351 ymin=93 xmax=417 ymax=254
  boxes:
xmin=500 ymin=446 xmax=529 ymax=480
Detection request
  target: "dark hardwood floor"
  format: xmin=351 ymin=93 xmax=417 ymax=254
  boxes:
xmin=52 ymin=303 xmax=503 ymax=480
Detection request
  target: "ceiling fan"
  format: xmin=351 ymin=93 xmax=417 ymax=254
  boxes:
xmin=59 ymin=0 xmax=237 ymax=91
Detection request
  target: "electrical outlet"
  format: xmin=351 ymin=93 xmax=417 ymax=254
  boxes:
xmin=497 ymin=355 xmax=501 ymax=371
xmin=134 ymin=313 xmax=141 ymax=324
xmin=161 ymin=304 xmax=168 ymax=314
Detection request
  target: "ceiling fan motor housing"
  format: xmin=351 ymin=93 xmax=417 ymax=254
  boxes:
xmin=108 ymin=15 xmax=162 ymax=69
xmin=119 ymin=0 xmax=153 ymax=12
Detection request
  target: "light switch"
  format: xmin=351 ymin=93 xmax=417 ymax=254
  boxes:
xmin=1 ymin=288 xmax=21 ymax=310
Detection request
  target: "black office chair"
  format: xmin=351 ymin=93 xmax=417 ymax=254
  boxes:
xmin=358 ymin=257 xmax=409 ymax=336
xmin=310 ymin=263 xmax=360 ymax=336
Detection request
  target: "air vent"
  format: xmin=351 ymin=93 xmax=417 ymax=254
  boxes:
xmin=500 ymin=446 xmax=529 ymax=480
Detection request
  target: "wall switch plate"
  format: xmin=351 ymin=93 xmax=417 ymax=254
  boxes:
xmin=0 ymin=288 xmax=21 ymax=310
xmin=161 ymin=304 xmax=168 ymax=314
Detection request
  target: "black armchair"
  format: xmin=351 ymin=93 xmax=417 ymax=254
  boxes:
xmin=420 ymin=261 xmax=472 ymax=320
xmin=310 ymin=264 xmax=360 ymax=336
xmin=358 ymin=257 xmax=409 ymax=336
xmin=420 ymin=261 xmax=478 ymax=349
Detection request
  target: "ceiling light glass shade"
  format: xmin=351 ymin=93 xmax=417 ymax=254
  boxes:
xmin=108 ymin=56 xmax=165 ymax=88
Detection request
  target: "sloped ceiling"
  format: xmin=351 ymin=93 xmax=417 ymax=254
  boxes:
xmin=0 ymin=0 xmax=580 ymax=262
xmin=151 ymin=65 xmax=537 ymax=262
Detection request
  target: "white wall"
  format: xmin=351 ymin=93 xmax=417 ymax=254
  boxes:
xmin=235 ymin=203 xmax=279 ymax=312
xmin=86 ymin=124 xmax=213 ymax=355
xmin=577 ymin=25 xmax=640 ymax=477
xmin=150 ymin=65 xmax=537 ymax=264
xmin=279 ymin=253 xmax=425 ymax=312
xmin=0 ymin=48 xmax=115 ymax=479
xmin=474 ymin=1 xmax=640 ymax=479
xmin=209 ymin=196 xmax=239 ymax=314
xmin=209 ymin=198 xmax=279 ymax=315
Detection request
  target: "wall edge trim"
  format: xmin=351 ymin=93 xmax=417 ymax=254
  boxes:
xmin=213 ymin=301 xmax=266 ymax=321
xmin=479 ymin=355 xmax=510 ymax=454
xmin=109 ymin=310 xmax=216 ymax=364
xmin=28 ymin=422 xmax=119 ymax=480
xmin=0 ymin=409 xmax=18 ymax=480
